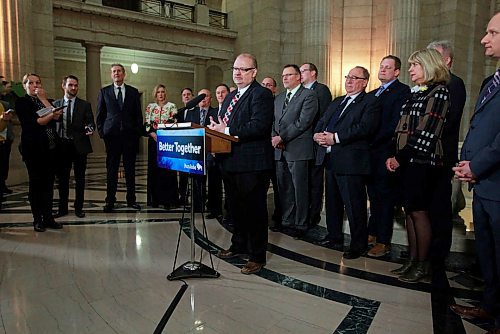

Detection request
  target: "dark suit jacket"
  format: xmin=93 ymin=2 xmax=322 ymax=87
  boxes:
xmin=217 ymin=80 xmax=274 ymax=172
xmin=441 ymin=72 xmax=466 ymax=166
xmin=96 ymin=84 xmax=143 ymax=138
xmin=310 ymin=81 xmax=332 ymax=117
xmin=315 ymin=91 xmax=380 ymax=175
xmin=461 ymin=73 xmax=500 ymax=201
xmin=54 ymin=97 xmax=95 ymax=155
xmin=272 ymin=85 xmax=318 ymax=161
xmin=368 ymin=80 xmax=410 ymax=155
xmin=185 ymin=106 xmax=218 ymax=126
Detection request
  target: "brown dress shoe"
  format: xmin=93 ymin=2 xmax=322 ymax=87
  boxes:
xmin=241 ymin=261 xmax=265 ymax=275
xmin=218 ymin=249 xmax=240 ymax=259
xmin=450 ymin=304 xmax=493 ymax=320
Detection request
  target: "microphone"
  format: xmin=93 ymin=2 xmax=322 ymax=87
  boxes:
xmin=184 ymin=93 xmax=206 ymax=110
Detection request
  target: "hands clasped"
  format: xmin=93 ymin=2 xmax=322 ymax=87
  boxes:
xmin=314 ymin=131 xmax=335 ymax=147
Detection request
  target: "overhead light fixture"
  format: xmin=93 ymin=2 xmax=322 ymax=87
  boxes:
xmin=131 ymin=63 xmax=139 ymax=74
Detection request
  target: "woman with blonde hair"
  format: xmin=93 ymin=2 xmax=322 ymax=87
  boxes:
xmin=386 ymin=49 xmax=450 ymax=283
xmin=144 ymin=84 xmax=179 ymax=208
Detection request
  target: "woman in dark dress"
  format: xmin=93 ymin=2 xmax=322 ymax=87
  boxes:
xmin=144 ymin=84 xmax=179 ymax=208
xmin=16 ymin=73 xmax=63 ymax=231
xmin=386 ymin=49 xmax=450 ymax=283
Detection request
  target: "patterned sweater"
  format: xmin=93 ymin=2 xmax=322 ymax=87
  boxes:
xmin=394 ymin=84 xmax=450 ymax=166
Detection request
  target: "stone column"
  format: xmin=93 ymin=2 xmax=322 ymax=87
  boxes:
xmin=0 ymin=0 xmax=35 ymax=81
xmin=302 ymin=0 xmax=334 ymax=89
xmin=387 ymin=0 xmax=420 ymax=84
xmin=192 ymin=57 xmax=208 ymax=93
xmin=83 ymin=42 xmax=104 ymax=153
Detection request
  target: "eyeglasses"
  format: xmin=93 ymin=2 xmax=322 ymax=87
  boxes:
xmin=281 ymin=73 xmax=299 ymax=79
xmin=231 ymin=67 xmax=255 ymax=73
xmin=345 ymin=75 xmax=367 ymax=81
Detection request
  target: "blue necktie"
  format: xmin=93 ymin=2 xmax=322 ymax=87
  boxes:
xmin=480 ymin=69 xmax=500 ymax=105
xmin=200 ymin=109 xmax=206 ymax=126
xmin=327 ymin=96 xmax=350 ymax=131
xmin=375 ymin=86 xmax=385 ymax=97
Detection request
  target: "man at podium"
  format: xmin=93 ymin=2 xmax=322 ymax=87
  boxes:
xmin=208 ymin=53 xmax=274 ymax=275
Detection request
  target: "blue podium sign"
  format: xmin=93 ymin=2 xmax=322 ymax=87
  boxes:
xmin=156 ymin=128 xmax=206 ymax=175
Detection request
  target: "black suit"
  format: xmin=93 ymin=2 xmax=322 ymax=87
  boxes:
xmin=54 ymin=97 xmax=95 ymax=213
xmin=309 ymin=81 xmax=332 ymax=225
xmin=184 ymin=106 xmax=220 ymax=213
xmin=315 ymin=92 xmax=380 ymax=251
xmin=217 ymin=81 xmax=274 ymax=263
xmin=96 ymin=84 xmax=143 ymax=205
xmin=367 ymin=80 xmax=410 ymax=245
xmin=429 ymin=72 xmax=467 ymax=263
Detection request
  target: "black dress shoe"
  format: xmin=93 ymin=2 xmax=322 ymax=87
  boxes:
xmin=343 ymin=249 xmax=363 ymax=259
xmin=289 ymin=228 xmax=307 ymax=240
xmin=75 ymin=210 xmax=86 ymax=218
xmin=127 ymin=203 xmax=141 ymax=210
xmin=53 ymin=211 xmax=68 ymax=218
xmin=206 ymin=212 xmax=220 ymax=219
xmin=269 ymin=225 xmax=283 ymax=232
xmin=34 ymin=223 xmax=46 ymax=232
xmin=45 ymin=219 xmax=63 ymax=229
xmin=103 ymin=204 xmax=114 ymax=213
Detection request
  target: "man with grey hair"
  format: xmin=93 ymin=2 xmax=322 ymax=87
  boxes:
xmin=427 ymin=40 xmax=467 ymax=268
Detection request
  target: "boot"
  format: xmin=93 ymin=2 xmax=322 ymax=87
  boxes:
xmin=398 ymin=261 xmax=430 ymax=283
xmin=390 ymin=259 xmax=415 ymax=275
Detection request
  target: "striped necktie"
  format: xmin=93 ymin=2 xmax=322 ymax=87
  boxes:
xmin=223 ymin=91 xmax=240 ymax=124
xmin=480 ymin=69 xmax=500 ymax=105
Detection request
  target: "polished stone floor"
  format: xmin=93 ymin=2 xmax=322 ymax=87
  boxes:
xmin=0 ymin=155 xmax=489 ymax=333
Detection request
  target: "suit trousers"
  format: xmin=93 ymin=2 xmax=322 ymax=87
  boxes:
xmin=367 ymin=157 xmax=397 ymax=245
xmin=56 ymin=140 xmax=88 ymax=212
xmin=104 ymin=134 xmax=138 ymax=205
xmin=223 ymin=170 xmax=270 ymax=263
xmin=325 ymin=171 xmax=368 ymax=251
xmin=276 ymin=158 xmax=310 ymax=230
xmin=309 ymin=164 xmax=325 ymax=225
xmin=473 ymin=193 xmax=500 ymax=325
xmin=23 ymin=147 xmax=56 ymax=222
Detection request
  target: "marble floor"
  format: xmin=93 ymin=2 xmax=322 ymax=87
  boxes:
xmin=0 ymin=155 xmax=489 ymax=334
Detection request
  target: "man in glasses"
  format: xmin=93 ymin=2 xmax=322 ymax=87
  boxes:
xmin=209 ymin=53 xmax=274 ymax=275
xmin=313 ymin=66 xmax=380 ymax=259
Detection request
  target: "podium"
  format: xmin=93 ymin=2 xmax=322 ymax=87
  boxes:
xmin=156 ymin=122 xmax=237 ymax=280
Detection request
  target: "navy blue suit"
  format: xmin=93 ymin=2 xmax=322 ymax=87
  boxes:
xmin=96 ymin=84 xmax=143 ymax=205
xmin=461 ymin=71 xmax=500 ymax=322
xmin=367 ymin=80 xmax=410 ymax=245
xmin=315 ymin=92 xmax=380 ymax=251
xmin=217 ymin=80 xmax=274 ymax=263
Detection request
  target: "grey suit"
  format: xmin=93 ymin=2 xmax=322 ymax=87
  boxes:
xmin=461 ymin=71 xmax=500 ymax=322
xmin=273 ymin=85 xmax=318 ymax=229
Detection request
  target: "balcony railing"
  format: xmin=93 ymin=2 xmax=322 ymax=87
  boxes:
xmin=101 ymin=0 xmax=227 ymax=28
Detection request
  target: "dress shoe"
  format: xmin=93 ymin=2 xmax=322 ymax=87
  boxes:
xmin=75 ymin=210 xmax=86 ymax=218
xmin=289 ymin=228 xmax=307 ymax=240
xmin=367 ymin=235 xmax=377 ymax=247
xmin=367 ymin=243 xmax=391 ymax=257
xmin=241 ymin=261 xmax=265 ymax=275
xmin=127 ymin=203 xmax=141 ymax=210
xmin=218 ymin=249 xmax=240 ymax=259
xmin=34 ymin=223 xmax=46 ymax=232
xmin=45 ymin=219 xmax=63 ymax=229
xmin=206 ymin=212 xmax=221 ymax=219
xmin=343 ymin=249 xmax=364 ymax=260
xmin=450 ymin=304 xmax=493 ymax=320
xmin=398 ymin=261 xmax=430 ymax=283
xmin=53 ymin=210 xmax=68 ymax=218
xmin=269 ymin=225 xmax=283 ymax=232
xmin=103 ymin=203 xmax=114 ymax=213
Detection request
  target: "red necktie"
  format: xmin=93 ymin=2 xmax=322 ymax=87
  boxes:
xmin=223 ymin=91 xmax=240 ymax=124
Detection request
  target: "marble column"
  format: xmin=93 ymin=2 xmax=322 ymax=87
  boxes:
xmin=192 ymin=57 xmax=208 ymax=93
xmin=301 ymin=0 xmax=334 ymax=89
xmin=83 ymin=42 xmax=104 ymax=153
xmin=0 ymin=0 xmax=35 ymax=81
xmin=387 ymin=0 xmax=420 ymax=84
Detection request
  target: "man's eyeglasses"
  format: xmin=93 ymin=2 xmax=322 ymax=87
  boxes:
xmin=345 ymin=75 xmax=367 ymax=81
xmin=281 ymin=73 xmax=300 ymax=79
xmin=231 ymin=67 xmax=255 ymax=73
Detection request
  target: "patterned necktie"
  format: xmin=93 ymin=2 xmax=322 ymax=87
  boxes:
xmin=117 ymin=86 xmax=124 ymax=110
xmin=326 ymin=96 xmax=351 ymax=131
xmin=375 ymin=86 xmax=385 ymax=97
xmin=223 ymin=91 xmax=240 ymax=125
xmin=480 ymin=69 xmax=500 ymax=105
xmin=200 ymin=109 xmax=206 ymax=126
xmin=283 ymin=91 xmax=292 ymax=112
xmin=66 ymin=99 xmax=72 ymax=138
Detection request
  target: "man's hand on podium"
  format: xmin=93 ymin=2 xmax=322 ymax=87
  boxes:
xmin=208 ymin=115 xmax=226 ymax=133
